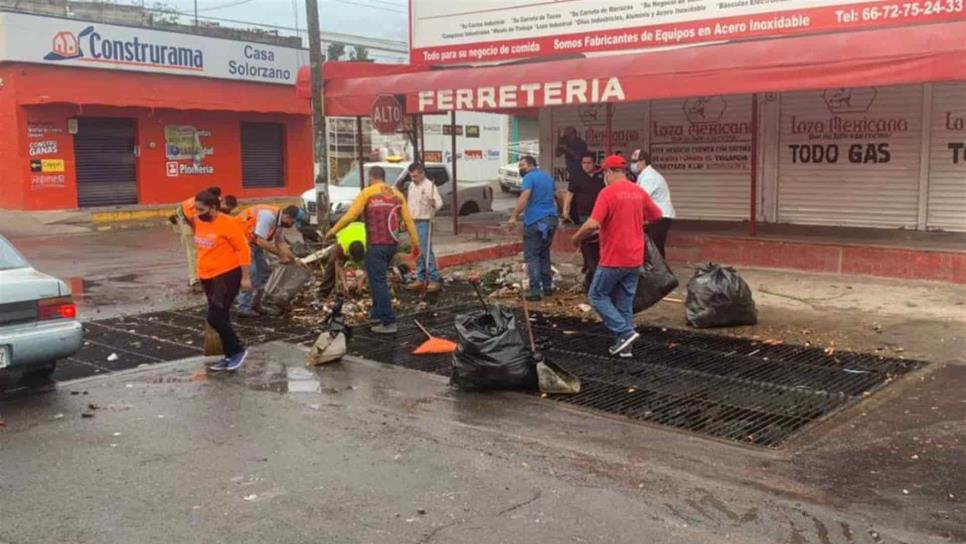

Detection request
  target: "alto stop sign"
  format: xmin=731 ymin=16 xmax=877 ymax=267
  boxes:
xmin=371 ymin=95 xmax=403 ymax=135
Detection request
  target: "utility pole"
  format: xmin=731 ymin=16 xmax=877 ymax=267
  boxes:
xmin=193 ymin=0 xmax=198 ymax=25
xmin=305 ymin=0 xmax=329 ymax=231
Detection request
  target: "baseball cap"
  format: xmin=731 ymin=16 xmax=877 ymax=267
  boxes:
xmin=630 ymin=149 xmax=643 ymax=161
xmin=600 ymin=155 xmax=627 ymax=170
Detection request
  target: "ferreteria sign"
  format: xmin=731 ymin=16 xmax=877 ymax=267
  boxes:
xmin=0 ymin=11 xmax=304 ymax=85
xmin=410 ymin=0 xmax=966 ymax=65
xmin=417 ymin=77 xmax=625 ymax=112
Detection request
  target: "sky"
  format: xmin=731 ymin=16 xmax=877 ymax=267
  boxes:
xmin=156 ymin=0 xmax=408 ymax=61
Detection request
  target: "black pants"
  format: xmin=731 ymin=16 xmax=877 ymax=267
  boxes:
xmin=202 ymin=267 xmax=244 ymax=357
xmin=648 ymin=218 xmax=673 ymax=259
xmin=580 ymin=236 xmax=600 ymax=294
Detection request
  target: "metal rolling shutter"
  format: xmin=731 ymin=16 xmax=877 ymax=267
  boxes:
xmin=74 ymin=118 xmax=138 ymax=207
xmin=927 ymin=82 xmax=966 ymax=232
xmin=241 ymin=123 xmax=284 ymax=188
xmin=777 ymin=85 xmax=922 ymax=228
xmin=649 ymin=95 xmax=752 ymax=221
xmin=548 ymin=102 xmax=647 ymax=182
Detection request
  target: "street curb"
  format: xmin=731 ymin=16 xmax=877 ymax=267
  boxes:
xmin=438 ymin=242 xmax=524 ymax=269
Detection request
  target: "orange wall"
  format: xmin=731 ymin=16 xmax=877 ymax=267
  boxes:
xmin=0 ymin=65 xmax=312 ymax=211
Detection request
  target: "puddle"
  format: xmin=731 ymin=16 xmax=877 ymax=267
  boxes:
xmin=286 ymin=367 xmax=321 ymax=394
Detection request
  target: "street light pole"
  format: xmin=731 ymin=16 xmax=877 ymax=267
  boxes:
xmin=305 ymin=0 xmax=329 ymax=231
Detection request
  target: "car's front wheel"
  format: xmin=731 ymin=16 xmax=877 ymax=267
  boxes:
xmin=20 ymin=362 xmax=56 ymax=387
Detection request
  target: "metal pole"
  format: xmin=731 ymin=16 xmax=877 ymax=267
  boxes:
xmin=450 ymin=110 xmax=458 ymax=235
xmin=306 ymin=0 xmax=329 ymax=230
xmin=419 ymin=115 xmax=425 ymax=163
xmin=193 ymin=0 xmax=198 ymax=25
xmin=410 ymin=115 xmax=420 ymax=163
xmin=605 ymin=103 xmax=614 ymax=155
xmin=749 ymin=93 xmax=759 ymax=237
xmin=356 ymin=116 xmax=365 ymax=189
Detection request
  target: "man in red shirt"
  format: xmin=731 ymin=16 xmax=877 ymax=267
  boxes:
xmin=571 ymin=155 xmax=663 ymax=358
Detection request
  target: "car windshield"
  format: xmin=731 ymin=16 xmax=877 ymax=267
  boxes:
xmin=336 ymin=166 xmax=406 ymax=190
xmin=0 ymin=235 xmax=29 ymax=271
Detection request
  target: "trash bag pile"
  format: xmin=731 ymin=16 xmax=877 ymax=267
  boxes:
xmin=685 ymin=263 xmax=758 ymax=328
xmin=451 ymin=307 xmax=537 ymax=391
xmin=633 ymin=236 xmax=679 ymax=314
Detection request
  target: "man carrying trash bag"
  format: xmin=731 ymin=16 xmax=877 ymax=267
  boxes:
xmin=571 ymin=155 xmax=663 ymax=359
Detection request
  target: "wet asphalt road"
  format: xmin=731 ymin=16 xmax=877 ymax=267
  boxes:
xmin=1 ymin=343 xmax=957 ymax=544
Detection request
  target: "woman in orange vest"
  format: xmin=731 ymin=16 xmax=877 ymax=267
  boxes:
xmin=193 ymin=190 xmax=252 ymax=371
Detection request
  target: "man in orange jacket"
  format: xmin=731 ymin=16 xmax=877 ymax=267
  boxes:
xmin=236 ymin=204 xmax=303 ymax=317
xmin=192 ymin=190 xmax=252 ymax=372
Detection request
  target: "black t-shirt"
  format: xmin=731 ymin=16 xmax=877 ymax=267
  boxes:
xmin=568 ymin=170 xmax=605 ymax=219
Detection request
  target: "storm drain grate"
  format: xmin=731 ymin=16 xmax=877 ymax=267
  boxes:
xmin=347 ymin=308 xmax=927 ymax=448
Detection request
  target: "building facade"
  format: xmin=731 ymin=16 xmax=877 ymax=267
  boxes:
xmin=0 ymin=10 xmax=312 ymax=211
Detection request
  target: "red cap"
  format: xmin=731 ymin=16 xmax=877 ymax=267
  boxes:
xmin=600 ymin=155 xmax=627 ymax=170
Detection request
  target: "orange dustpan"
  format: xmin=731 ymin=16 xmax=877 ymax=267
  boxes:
xmin=412 ymin=320 xmax=458 ymax=355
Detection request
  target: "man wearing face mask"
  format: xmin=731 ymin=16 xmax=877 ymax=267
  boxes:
xmin=571 ymin=155 xmax=663 ymax=359
xmin=630 ymin=149 xmax=675 ymax=258
xmin=508 ymin=155 xmax=559 ymax=302
xmin=236 ymin=204 xmax=304 ymax=317
xmin=192 ymin=190 xmax=251 ymax=372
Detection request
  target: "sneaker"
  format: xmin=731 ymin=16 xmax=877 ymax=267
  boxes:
xmin=524 ymin=293 xmax=542 ymax=302
xmin=236 ymin=307 xmax=259 ymax=318
xmin=617 ymin=346 xmax=633 ymax=359
xmin=426 ymin=281 xmax=442 ymax=293
xmin=208 ymin=358 xmax=230 ymax=372
xmin=224 ymin=349 xmax=249 ymax=371
xmin=406 ymin=281 xmax=423 ymax=291
xmin=371 ymin=323 xmax=398 ymax=335
xmin=608 ymin=331 xmax=640 ymax=356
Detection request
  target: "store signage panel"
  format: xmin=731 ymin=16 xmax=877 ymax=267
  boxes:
xmin=410 ymin=0 xmax=966 ymax=65
xmin=0 ymin=11 xmax=304 ymax=84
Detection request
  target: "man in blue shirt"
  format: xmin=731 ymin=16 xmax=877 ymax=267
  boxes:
xmin=508 ymin=155 xmax=559 ymax=301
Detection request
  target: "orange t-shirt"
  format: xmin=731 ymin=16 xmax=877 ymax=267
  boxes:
xmin=193 ymin=214 xmax=252 ymax=280
xmin=180 ymin=197 xmax=196 ymax=222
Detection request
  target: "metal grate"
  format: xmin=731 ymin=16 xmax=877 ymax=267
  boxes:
xmin=347 ymin=308 xmax=927 ymax=449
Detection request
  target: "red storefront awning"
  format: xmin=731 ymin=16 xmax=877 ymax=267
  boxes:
xmin=316 ymin=21 xmax=966 ymax=116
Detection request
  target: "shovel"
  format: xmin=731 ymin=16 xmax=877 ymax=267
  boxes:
xmin=521 ymin=292 xmax=581 ymax=395
xmin=411 ymin=319 xmax=457 ymax=355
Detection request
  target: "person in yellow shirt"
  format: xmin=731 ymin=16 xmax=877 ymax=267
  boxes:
xmin=192 ymin=190 xmax=252 ymax=371
xmin=325 ymin=165 xmax=419 ymax=335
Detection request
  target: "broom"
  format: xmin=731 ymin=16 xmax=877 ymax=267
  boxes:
xmin=411 ymin=319 xmax=457 ymax=355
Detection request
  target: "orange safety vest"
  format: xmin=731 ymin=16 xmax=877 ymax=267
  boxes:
xmin=178 ymin=197 xmax=196 ymax=222
xmin=239 ymin=204 xmax=281 ymax=243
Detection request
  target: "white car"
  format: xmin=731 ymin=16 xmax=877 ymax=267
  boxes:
xmin=498 ymin=163 xmax=523 ymax=193
xmin=301 ymin=161 xmax=494 ymax=225
xmin=0 ymin=235 xmax=83 ymax=385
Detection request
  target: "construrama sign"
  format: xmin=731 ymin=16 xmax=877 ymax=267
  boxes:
xmin=0 ymin=11 xmax=303 ymax=84
xmin=410 ymin=0 xmax=966 ymax=65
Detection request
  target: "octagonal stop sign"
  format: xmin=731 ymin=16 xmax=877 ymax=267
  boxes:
xmin=371 ymin=95 xmax=403 ymax=135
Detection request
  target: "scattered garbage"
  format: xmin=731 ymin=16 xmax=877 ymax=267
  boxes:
xmin=576 ymin=303 xmax=592 ymax=313
xmin=53 ymin=413 xmax=65 ymax=420
xmin=107 ymin=353 xmax=119 ymax=362
xmin=633 ymin=236 xmax=679 ymax=314
xmin=451 ymin=307 xmax=537 ymax=392
xmin=685 ymin=263 xmax=758 ymax=328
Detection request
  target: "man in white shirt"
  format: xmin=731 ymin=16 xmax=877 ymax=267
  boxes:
xmin=405 ymin=163 xmax=443 ymax=292
xmin=630 ymin=149 xmax=675 ymax=258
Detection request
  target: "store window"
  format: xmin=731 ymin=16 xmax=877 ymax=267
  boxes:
xmin=241 ymin=122 xmax=285 ymax=188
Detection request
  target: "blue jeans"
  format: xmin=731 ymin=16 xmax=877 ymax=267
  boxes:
xmin=365 ymin=243 xmax=396 ymax=325
xmin=589 ymin=266 xmax=639 ymax=340
xmin=237 ymin=245 xmax=271 ymax=311
xmin=523 ymin=216 xmax=557 ymax=296
xmin=415 ymin=220 xmax=439 ymax=282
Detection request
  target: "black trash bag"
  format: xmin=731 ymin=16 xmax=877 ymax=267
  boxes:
xmin=257 ymin=263 xmax=313 ymax=317
xmin=685 ymin=263 xmax=758 ymax=328
xmin=451 ymin=307 xmax=537 ymax=391
xmin=633 ymin=236 xmax=679 ymax=314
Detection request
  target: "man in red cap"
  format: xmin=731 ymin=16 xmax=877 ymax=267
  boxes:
xmin=571 ymin=155 xmax=663 ymax=358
